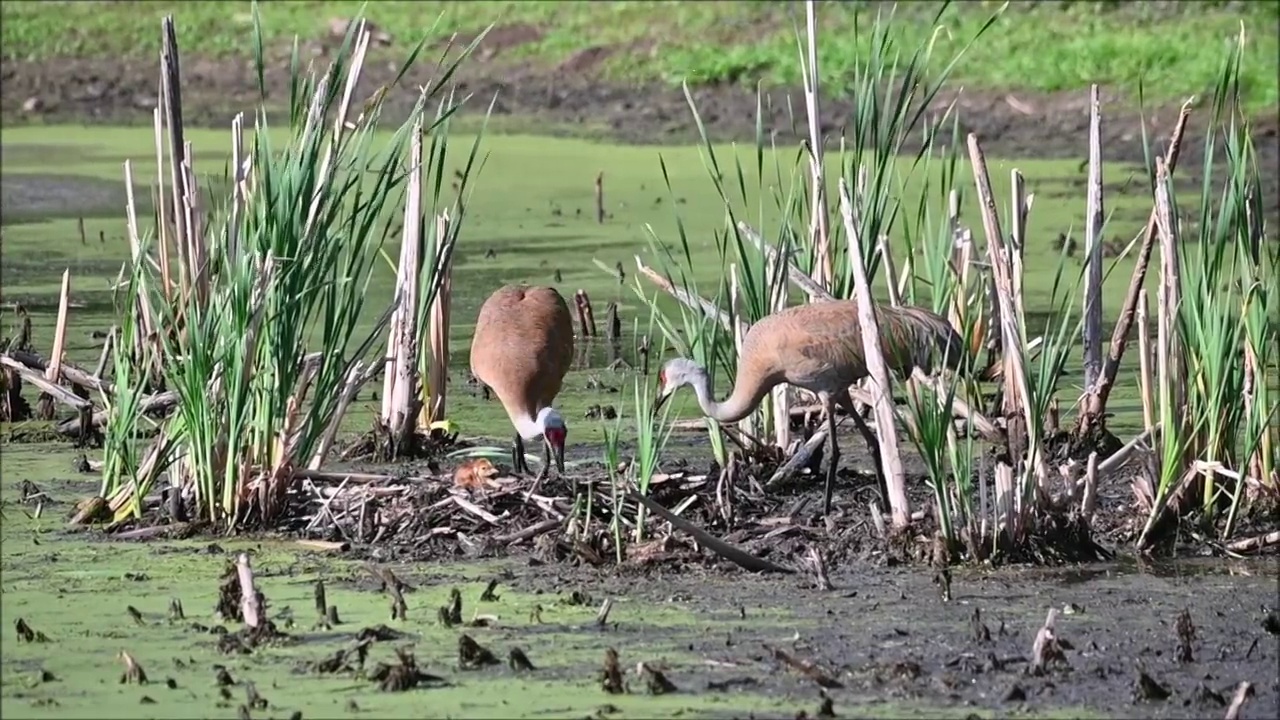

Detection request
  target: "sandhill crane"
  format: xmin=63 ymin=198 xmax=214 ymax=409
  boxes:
xmin=470 ymin=284 xmax=575 ymax=488
xmin=654 ymin=299 xmax=972 ymax=514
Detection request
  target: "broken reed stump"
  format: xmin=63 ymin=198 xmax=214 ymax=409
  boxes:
xmin=574 ymin=290 xmax=597 ymax=338
xmin=605 ymin=302 xmax=621 ymax=342
xmin=37 ymin=270 xmax=73 ymax=421
xmin=594 ymin=171 xmax=605 ymax=224
xmin=236 ymin=553 xmax=262 ymax=629
xmin=638 ymin=335 xmax=650 ymax=376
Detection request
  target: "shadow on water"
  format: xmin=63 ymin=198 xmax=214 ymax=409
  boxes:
xmin=0 ymin=174 xmax=153 ymax=226
xmin=0 ymin=172 xmax=233 ymax=226
xmin=1039 ymin=554 xmax=1276 ymax=586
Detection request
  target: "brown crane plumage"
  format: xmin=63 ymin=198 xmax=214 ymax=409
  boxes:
xmin=655 ymin=299 xmax=976 ymax=513
xmin=470 ymin=284 xmax=575 ymax=484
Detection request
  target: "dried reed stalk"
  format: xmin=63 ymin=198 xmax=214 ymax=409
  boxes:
xmin=426 ymin=212 xmax=453 ymax=426
xmin=728 ymin=264 xmax=757 ymax=439
xmin=765 ymin=258 xmax=790 ymax=449
xmin=151 ymin=107 xmax=172 ymax=305
xmin=800 ymin=0 xmax=832 ymax=289
xmin=1136 ymin=290 xmax=1155 ymax=432
xmin=383 ymin=116 xmax=425 ymax=442
xmin=1081 ymin=84 xmax=1105 ymax=393
xmin=838 ymin=177 xmax=909 ymax=527
xmin=968 ymin=134 xmax=1039 ymax=539
xmin=1080 ymin=100 xmax=1193 ymax=431
xmin=45 ymin=270 xmax=71 ymax=389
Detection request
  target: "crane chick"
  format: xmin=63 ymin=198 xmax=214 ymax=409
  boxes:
xmin=470 ymin=284 xmax=575 ymax=488
xmin=654 ymin=299 xmax=973 ymax=514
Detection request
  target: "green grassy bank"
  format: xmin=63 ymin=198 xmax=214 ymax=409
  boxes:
xmin=2 ymin=1 xmax=1277 ymax=112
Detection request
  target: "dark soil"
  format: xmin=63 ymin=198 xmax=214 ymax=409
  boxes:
xmin=482 ymin=557 xmax=1280 ymax=720
xmin=3 ymin=30 xmax=1278 ymax=223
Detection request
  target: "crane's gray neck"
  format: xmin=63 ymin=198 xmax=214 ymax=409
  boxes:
xmin=690 ymin=370 xmax=757 ymax=424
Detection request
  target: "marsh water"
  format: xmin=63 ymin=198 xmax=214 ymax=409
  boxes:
xmin=2 ymin=126 xmax=1278 ymax=719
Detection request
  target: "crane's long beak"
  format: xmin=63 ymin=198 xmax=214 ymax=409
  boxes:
xmin=653 ymin=385 xmax=671 ymax=414
xmin=548 ymin=437 xmax=566 ymax=473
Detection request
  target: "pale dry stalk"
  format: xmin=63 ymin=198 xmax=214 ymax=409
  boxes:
xmin=384 ymin=116 xmax=425 ymax=440
xmin=426 ymin=211 xmax=453 ymax=426
xmin=1082 ymin=84 xmax=1105 ymax=393
xmin=1081 ymin=99 xmax=1193 ymax=430
xmin=838 ymin=177 xmax=909 ymax=528
xmin=1136 ymin=289 xmax=1155 ymax=432
xmin=235 ymin=552 xmax=262 ymax=629
xmin=967 ymin=134 xmax=1040 ymax=539
xmin=801 ymin=0 xmax=832 ymax=289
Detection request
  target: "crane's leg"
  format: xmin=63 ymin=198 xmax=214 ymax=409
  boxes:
xmin=837 ymin=391 xmax=889 ymax=503
xmin=821 ymin=392 xmax=841 ymax=515
xmin=512 ymin=433 xmax=531 ymax=476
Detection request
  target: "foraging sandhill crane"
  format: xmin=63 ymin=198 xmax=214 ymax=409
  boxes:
xmin=654 ymin=300 xmax=972 ymax=514
xmin=470 ymin=284 xmax=575 ymax=488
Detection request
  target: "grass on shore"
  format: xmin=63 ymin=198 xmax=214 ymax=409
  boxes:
xmin=1 ymin=1 xmax=1277 ymax=112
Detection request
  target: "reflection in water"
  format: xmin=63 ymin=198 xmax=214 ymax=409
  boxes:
xmin=1042 ymin=554 xmax=1275 ymax=585
xmin=572 ymin=335 xmax=645 ymax=373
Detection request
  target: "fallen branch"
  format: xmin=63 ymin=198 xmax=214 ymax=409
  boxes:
xmin=0 ymin=358 xmax=90 ymax=411
xmin=626 ymin=491 xmax=795 ymax=574
xmin=1225 ymin=531 xmax=1280 ymax=554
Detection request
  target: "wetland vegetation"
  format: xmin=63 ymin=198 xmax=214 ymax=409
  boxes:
xmin=2 ymin=2 xmax=1278 ymax=719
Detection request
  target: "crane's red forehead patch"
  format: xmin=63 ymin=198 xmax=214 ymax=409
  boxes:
xmin=545 ymin=426 xmax=567 ymax=445
xmin=658 ymin=369 xmax=666 ymax=385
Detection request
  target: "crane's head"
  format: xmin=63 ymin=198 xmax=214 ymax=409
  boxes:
xmin=653 ymin=357 xmax=706 ymax=413
xmin=536 ymin=406 xmax=567 ymax=473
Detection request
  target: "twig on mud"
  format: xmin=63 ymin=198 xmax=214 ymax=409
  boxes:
xmin=117 ymin=650 xmax=148 ymax=684
xmin=867 ymin=500 xmax=887 ymax=539
xmin=601 ymin=648 xmax=625 ymax=694
xmin=365 ymin=565 xmax=410 ymax=621
xmin=495 ymin=517 xmax=562 ymax=545
xmin=765 ymin=428 xmax=828 ymax=490
xmin=763 ymin=643 xmax=842 ymax=689
xmin=296 ymin=539 xmax=350 ymax=553
xmin=110 ymin=522 xmax=192 ymax=541
xmin=1030 ymin=608 xmax=1066 ymax=675
xmin=637 ymin=661 xmax=678 ymax=695
xmin=451 ymin=494 xmax=501 ymax=524
xmin=1223 ymin=680 xmax=1254 ymax=720
xmin=1225 ymin=530 xmax=1280 ymax=554
xmin=595 ymin=598 xmax=614 ymax=627
xmin=625 ymin=491 xmax=796 ymax=574
xmin=805 ymin=547 xmax=833 ymax=591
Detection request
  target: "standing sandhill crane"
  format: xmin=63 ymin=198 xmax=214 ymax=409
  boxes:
xmin=470 ymin=284 xmax=575 ymax=488
xmin=654 ymin=299 xmax=972 ymax=514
